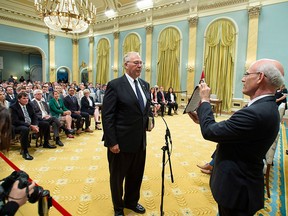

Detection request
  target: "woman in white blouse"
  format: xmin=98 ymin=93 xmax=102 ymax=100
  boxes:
xmin=80 ymin=89 xmax=102 ymax=130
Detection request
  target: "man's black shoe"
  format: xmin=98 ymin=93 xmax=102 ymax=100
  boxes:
xmin=22 ymin=152 xmax=33 ymax=160
xmin=125 ymin=203 xmax=145 ymax=214
xmin=43 ymin=142 xmax=57 ymax=148
xmin=56 ymin=140 xmax=64 ymax=146
xmin=114 ymin=210 xmax=124 ymax=216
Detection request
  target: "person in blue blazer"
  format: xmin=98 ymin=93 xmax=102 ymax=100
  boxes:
xmin=189 ymin=59 xmax=284 ymax=216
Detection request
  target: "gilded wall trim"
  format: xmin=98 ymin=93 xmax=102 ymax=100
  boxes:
xmin=113 ymin=31 xmax=120 ymax=39
xmin=188 ymin=16 xmax=199 ymax=27
xmin=248 ymin=6 xmax=261 ymax=18
xmin=145 ymin=25 xmax=154 ymax=33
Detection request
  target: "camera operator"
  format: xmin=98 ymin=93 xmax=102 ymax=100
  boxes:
xmin=0 ymin=106 xmax=36 ymax=215
xmin=0 ymin=180 xmax=35 ymax=216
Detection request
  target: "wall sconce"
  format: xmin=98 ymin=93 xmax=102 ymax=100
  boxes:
xmin=50 ymin=66 xmax=56 ymax=73
xmin=186 ymin=64 xmax=194 ymax=72
xmin=111 ymin=66 xmax=118 ymax=73
xmin=145 ymin=65 xmax=151 ymax=72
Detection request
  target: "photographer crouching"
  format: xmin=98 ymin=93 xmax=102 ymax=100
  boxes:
xmin=0 ymin=106 xmax=52 ymax=215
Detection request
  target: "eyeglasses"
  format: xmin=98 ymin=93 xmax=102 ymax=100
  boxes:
xmin=243 ymin=71 xmax=266 ymax=77
xmin=127 ymin=61 xmax=143 ymax=65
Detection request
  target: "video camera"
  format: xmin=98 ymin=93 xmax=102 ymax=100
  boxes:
xmin=0 ymin=170 xmax=52 ymax=216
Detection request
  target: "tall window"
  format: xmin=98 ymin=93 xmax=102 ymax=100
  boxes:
xmin=204 ymin=19 xmax=236 ymax=111
xmin=157 ymin=27 xmax=180 ymax=91
xmin=122 ymin=33 xmax=140 ymax=74
xmin=96 ymin=38 xmax=110 ymax=84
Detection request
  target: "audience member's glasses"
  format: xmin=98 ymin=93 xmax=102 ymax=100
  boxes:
xmin=127 ymin=61 xmax=143 ymax=65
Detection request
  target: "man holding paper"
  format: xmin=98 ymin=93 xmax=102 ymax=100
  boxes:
xmin=189 ymin=59 xmax=284 ymax=216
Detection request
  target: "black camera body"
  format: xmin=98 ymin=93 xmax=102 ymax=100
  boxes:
xmin=0 ymin=170 xmax=52 ymax=215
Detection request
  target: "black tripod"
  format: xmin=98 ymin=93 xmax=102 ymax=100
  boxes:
xmin=160 ymin=117 xmax=174 ymax=216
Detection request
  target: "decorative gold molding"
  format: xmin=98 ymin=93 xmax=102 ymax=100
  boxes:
xmin=49 ymin=34 xmax=56 ymax=40
xmin=89 ymin=36 xmax=94 ymax=43
xmin=72 ymin=39 xmax=78 ymax=45
xmin=248 ymin=6 xmax=261 ymax=18
xmin=113 ymin=31 xmax=120 ymax=39
xmin=145 ymin=25 xmax=153 ymax=33
xmin=188 ymin=16 xmax=198 ymax=27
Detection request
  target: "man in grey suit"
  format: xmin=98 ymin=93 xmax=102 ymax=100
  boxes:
xmin=102 ymin=52 xmax=154 ymax=216
xmin=189 ymin=59 xmax=285 ymax=216
xmin=31 ymin=89 xmax=63 ymax=147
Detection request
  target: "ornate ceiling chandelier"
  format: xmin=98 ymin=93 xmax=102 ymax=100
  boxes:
xmin=34 ymin=0 xmax=97 ymax=34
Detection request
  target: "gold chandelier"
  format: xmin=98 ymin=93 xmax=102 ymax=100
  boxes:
xmin=34 ymin=0 xmax=97 ymax=34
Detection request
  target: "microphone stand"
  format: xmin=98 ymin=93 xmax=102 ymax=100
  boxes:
xmin=160 ymin=116 xmax=174 ymax=216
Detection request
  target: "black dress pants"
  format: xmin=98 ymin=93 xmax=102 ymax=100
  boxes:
xmin=107 ymin=149 xmax=146 ymax=212
xmin=218 ymin=204 xmax=255 ymax=216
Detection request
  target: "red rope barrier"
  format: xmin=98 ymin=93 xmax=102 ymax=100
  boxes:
xmin=0 ymin=152 xmax=72 ymax=216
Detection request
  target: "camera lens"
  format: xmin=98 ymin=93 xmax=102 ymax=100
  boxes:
xmin=29 ymin=186 xmax=44 ymax=203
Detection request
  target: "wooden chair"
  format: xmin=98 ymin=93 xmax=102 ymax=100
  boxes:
xmin=263 ymin=102 xmax=285 ymax=198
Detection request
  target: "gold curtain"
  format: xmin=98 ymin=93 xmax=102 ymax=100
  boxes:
xmin=96 ymin=38 xmax=110 ymax=84
xmin=157 ymin=27 xmax=180 ymax=91
xmin=122 ymin=33 xmax=140 ymax=74
xmin=204 ymin=19 xmax=236 ymax=112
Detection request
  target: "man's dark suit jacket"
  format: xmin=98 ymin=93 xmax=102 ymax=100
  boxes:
xmin=31 ymin=100 xmax=50 ymax=120
xmin=197 ymin=96 xmax=279 ymax=214
xmin=10 ymin=101 xmax=38 ymax=127
xmin=63 ymin=95 xmax=80 ymax=112
xmin=102 ymin=75 xmax=152 ymax=153
xmin=6 ymin=93 xmax=17 ymax=105
xmin=80 ymin=96 xmax=96 ymax=114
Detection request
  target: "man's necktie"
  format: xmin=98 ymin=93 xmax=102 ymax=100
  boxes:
xmin=39 ymin=101 xmax=48 ymax=116
xmin=23 ymin=106 xmax=31 ymax=124
xmin=134 ymin=80 xmax=145 ymax=112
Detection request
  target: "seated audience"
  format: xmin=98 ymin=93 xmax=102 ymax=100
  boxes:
xmin=0 ymin=106 xmax=36 ymax=215
xmin=10 ymin=92 xmax=41 ymax=160
xmin=150 ymin=87 xmax=160 ymax=117
xmin=63 ymin=87 xmax=93 ymax=134
xmin=275 ymin=84 xmax=287 ymax=109
xmin=5 ymin=86 xmax=17 ymax=105
xmin=31 ymin=89 xmax=63 ymax=147
xmin=80 ymin=89 xmax=102 ymax=130
xmin=0 ymin=90 xmax=9 ymax=108
xmin=49 ymin=91 xmax=74 ymax=138
xmin=166 ymin=87 xmax=178 ymax=115
xmin=157 ymin=86 xmax=168 ymax=117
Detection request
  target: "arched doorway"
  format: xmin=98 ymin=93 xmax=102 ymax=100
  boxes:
xmin=81 ymin=68 xmax=88 ymax=84
xmin=56 ymin=67 xmax=69 ymax=83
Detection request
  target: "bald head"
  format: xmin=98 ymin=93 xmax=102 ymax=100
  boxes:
xmin=256 ymin=58 xmax=284 ymax=76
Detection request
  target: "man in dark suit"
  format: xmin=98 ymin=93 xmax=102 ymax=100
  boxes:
xmin=10 ymin=92 xmax=51 ymax=160
xmin=102 ymin=52 xmax=154 ymax=216
xmin=63 ymin=87 xmax=92 ymax=134
xmin=5 ymin=86 xmax=17 ymax=105
xmin=188 ymin=59 xmax=285 ymax=216
xmin=157 ymin=86 xmax=167 ymax=116
xmin=31 ymin=89 xmax=63 ymax=147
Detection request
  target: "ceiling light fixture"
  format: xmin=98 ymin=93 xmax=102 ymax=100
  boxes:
xmin=137 ymin=0 xmax=153 ymax=10
xmin=34 ymin=0 xmax=97 ymax=34
xmin=105 ymin=9 xmax=117 ymax=18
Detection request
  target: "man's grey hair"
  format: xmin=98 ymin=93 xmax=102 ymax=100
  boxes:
xmin=123 ymin=52 xmax=140 ymax=63
xmin=256 ymin=63 xmax=284 ymax=89
xmin=33 ymin=89 xmax=43 ymax=96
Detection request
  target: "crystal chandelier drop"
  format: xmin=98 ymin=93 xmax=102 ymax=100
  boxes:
xmin=34 ymin=0 xmax=97 ymax=34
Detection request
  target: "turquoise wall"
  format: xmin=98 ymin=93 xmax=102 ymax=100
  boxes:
xmin=1 ymin=1 xmax=287 ymax=97
xmin=55 ymin=36 xmax=73 ymax=81
xmin=257 ymin=2 xmax=288 ymax=82
xmin=0 ymin=24 xmax=49 ymax=80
